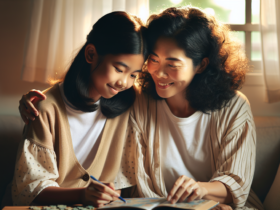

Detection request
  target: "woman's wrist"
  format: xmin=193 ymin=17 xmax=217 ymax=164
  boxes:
xmin=197 ymin=181 xmax=209 ymax=198
xmin=197 ymin=181 xmax=233 ymax=204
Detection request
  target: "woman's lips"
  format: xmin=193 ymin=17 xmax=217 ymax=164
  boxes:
xmin=157 ymin=82 xmax=174 ymax=89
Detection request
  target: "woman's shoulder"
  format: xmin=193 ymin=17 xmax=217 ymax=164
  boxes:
xmin=212 ymin=91 xmax=254 ymax=124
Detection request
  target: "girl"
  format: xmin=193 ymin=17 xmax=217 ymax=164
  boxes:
xmin=12 ymin=11 xmax=147 ymax=207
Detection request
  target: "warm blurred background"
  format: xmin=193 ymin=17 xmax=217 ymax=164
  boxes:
xmin=0 ymin=0 xmax=280 ymax=117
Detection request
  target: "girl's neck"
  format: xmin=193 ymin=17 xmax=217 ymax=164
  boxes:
xmin=88 ymin=84 xmax=102 ymax=102
xmin=165 ymin=92 xmax=196 ymax=118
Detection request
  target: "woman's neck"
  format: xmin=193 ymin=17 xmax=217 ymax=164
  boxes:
xmin=165 ymin=92 xmax=196 ymax=118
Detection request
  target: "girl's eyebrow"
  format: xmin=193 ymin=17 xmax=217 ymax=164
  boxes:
xmin=115 ymin=61 xmax=142 ymax=73
xmin=115 ymin=61 xmax=128 ymax=68
xmin=151 ymin=52 xmax=183 ymax=62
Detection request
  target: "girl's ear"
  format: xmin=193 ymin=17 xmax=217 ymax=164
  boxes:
xmin=196 ymin=57 xmax=209 ymax=74
xmin=85 ymin=44 xmax=98 ymax=64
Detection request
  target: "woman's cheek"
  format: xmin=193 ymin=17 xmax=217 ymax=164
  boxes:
xmin=147 ymin=62 xmax=158 ymax=74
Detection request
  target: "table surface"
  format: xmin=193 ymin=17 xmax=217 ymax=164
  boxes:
xmin=2 ymin=206 xmax=96 ymax=210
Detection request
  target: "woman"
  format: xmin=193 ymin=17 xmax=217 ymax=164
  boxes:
xmin=11 ymin=11 xmax=147 ymax=207
xmin=128 ymin=6 xmax=263 ymax=210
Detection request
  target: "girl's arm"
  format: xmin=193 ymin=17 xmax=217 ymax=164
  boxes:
xmin=34 ymin=183 xmax=120 ymax=207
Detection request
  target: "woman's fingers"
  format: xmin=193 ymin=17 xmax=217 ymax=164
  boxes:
xmin=212 ymin=204 xmax=233 ymax=210
xmin=171 ymin=179 xmax=193 ymax=204
xmin=22 ymin=95 xmax=38 ymax=117
xmin=179 ymin=183 xmax=197 ymax=202
xmin=19 ymin=100 xmax=35 ymax=121
xmin=29 ymin=89 xmax=47 ymax=101
xmin=168 ymin=176 xmax=195 ymax=203
xmin=18 ymin=105 xmax=29 ymax=124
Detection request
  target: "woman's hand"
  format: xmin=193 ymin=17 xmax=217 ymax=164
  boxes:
xmin=82 ymin=181 xmax=120 ymax=208
xmin=167 ymin=175 xmax=208 ymax=204
xmin=19 ymin=89 xmax=46 ymax=124
xmin=212 ymin=204 xmax=233 ymax=210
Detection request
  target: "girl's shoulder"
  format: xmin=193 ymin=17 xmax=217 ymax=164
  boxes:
xmin=23 ymin=84 xmax=67 ymax=150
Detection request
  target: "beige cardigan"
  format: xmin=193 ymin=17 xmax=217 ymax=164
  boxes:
xmin=128 ymin=88 xmax=264 ymax=210
xmin=12 ymin=84 xmax=132 ymax=205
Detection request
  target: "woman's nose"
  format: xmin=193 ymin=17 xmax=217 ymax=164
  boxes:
xmin=154 ymin=67 xmax=168 ymax=79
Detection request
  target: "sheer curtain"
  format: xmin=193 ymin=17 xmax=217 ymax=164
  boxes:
xmin=21 ymin=0 xmax=149 ymax=83
xmin=260 ymin=0 xmax=280 ymax=103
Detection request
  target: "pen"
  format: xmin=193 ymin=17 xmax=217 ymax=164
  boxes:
xmin=90 ymin=175 xmax=126 ymax=203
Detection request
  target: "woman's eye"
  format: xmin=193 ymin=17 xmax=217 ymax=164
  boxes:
xmin=149 ymin=58 xmax=158 ymax=63
xmin=168 ymin=64 xmax=176 ymax=68
xmin=115 ymin=67 xmax=123 ymax=73
xmin=131 ymin=74 xmax=137 ymax=79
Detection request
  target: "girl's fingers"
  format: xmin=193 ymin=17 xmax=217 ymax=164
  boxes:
xmin=105 ymin=182 xmax=115 ymax=191
xmin=89 ymin=181 xmax=120 ymax=198
xmin=168 ymin=176 xmax=190 ymax=202
xmin=88 ymin=189 xmax=113 ymax=202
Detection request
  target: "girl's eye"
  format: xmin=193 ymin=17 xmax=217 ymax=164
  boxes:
xmin=115 ymin=67 xmax=123 ymax=73
xmin=131 ymin=74 xmax=137 ymax=79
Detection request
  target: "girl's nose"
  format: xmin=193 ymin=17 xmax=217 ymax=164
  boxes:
xmin=116 ymin=79 xmax=126 ymax=90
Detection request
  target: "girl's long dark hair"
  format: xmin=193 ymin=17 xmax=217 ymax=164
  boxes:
xmin=63 ymin=12 xmax=148 ymax=118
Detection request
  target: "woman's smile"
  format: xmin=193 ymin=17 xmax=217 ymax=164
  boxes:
xmin=157 ymin=81 xmax=174 ymax=89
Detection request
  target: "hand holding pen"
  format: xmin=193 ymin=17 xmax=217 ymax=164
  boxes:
xmin=81 ymin=175 xmax=124 ymax=208
xmin=90 ymin=175 xmax=126 ymax=203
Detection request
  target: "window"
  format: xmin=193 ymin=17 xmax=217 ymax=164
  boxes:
xmin=149 ymin=0 xmax=262 ymax=74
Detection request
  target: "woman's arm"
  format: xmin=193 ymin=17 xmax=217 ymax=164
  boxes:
xmin=167 ymin=176 xmax=232 ymax=204
xmin=19 ymin=89 xmax=46 ymax=124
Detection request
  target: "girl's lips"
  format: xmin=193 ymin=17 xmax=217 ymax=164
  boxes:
xmin=107 ymin=84 xmax=119 ymax=95
xmin=157 ymin=82 xmax=174 ymax=89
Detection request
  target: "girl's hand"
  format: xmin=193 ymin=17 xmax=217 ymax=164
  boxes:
xmin=82 ymin=181 xmax=120 ymax=208
xmin=167 ymin=175 xmax=208 ymax=204
xmin=19 ymin=89 xmax=46 ymax=124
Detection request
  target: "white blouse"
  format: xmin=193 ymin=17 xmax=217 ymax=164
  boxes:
xmin=158 ymin=100 xmax=212 ymax=192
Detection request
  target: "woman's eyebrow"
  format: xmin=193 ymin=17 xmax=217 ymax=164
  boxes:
xmin=151 ymin=52 xmax=182 ymax=62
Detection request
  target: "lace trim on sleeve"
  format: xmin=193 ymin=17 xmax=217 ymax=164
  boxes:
xmin=12 ymin=139 xmax=59 ymax=206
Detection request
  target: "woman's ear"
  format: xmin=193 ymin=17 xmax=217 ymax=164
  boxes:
xmin=196 ymin=57 xmax=209 ymax=74
xmin=85 ymin=44 xmax=98 ymax=64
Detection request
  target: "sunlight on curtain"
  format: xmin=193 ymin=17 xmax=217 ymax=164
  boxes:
xmin=21 ymin=0 xmax=149 ymax=83
xmin=260 ymin=0 xmax=280 ymax=103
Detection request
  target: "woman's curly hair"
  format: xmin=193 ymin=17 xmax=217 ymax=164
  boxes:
xmin=137 ymin=6 xmax=249 ymax=113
